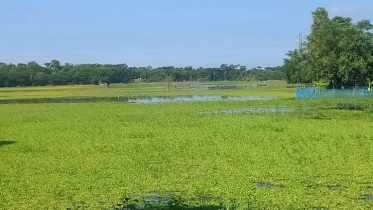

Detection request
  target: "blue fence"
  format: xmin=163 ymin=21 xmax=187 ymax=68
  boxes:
xmin=296 ymin=87 xmax=373 ymax=99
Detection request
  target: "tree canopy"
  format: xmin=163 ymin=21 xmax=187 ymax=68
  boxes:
xmin=0 ymin=61 xmax=284 ymax=87
xmin=283 ymin=7 xmax=373 ymax=88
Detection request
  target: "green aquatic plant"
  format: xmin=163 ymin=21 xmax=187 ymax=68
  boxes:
xmin=1 ymin=96 xmax=373 ymax=209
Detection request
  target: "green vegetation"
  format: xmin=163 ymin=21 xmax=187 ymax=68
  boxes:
xmin=0 ymin=61 xmax=284 ymax=87
xmin=283 ymin=7 xmax=373 ymax=88
xmin=2 ymin=6 xmax=373 ymax=210
xmin=1 ymin=83 xmax=373 ymax=209
xmin=0 ymin=80 xmax=296 ymax=100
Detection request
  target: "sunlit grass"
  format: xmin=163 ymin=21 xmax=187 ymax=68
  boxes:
xmin=0 ymin=80 xmax=297 ymax=100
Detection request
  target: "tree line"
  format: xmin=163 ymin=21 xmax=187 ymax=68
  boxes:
xmin=0 ymin=61 xmax=284 ymax=87
xmin=283 ymin=7 xmax=373 ymax=89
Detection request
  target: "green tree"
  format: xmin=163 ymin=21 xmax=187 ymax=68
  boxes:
xmin=306 ymin=7 xmax=332 ymax=86
xmin=283 ymin=48 xmax=308 ymax=84
xmin=306 ymin=7 xmax=373 ymax=88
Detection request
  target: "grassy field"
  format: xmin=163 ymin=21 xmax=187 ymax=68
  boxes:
xmin=0 ymin=80 xmax=298 ymax=100
xmin=1 ymin=83 xmax=373 ymax=209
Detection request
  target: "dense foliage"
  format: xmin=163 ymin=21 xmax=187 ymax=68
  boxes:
xmin=0 ymin=61 xmax=284 ymax=87
xmin=283 ymin=7 xmax=373 ymax=88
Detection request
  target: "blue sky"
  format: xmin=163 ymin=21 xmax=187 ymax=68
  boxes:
xmin=1 ymin=0 xmax=373 ymax=68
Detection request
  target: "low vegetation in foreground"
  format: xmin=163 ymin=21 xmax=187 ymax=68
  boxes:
xmin=1 ymin=85 xmax=373 ymax=209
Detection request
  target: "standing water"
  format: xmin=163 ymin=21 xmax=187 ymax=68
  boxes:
xmin=125 ymin=95 xmax=277 ymax=104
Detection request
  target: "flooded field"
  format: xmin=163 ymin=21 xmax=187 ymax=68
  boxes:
xmin=0 ymin=95 xmax=277 ymax=104
xmin=126 ymin=95 xmax=276 ymax=104
xmin=2 ymin=95 xmax=373 ymax=209
xmin=0 ymin=97 xmax=119 ymax=104
xmin=198 ymin=107 xmax=293 ymax=115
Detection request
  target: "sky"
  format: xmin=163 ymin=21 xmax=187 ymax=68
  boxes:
xmin=1 ymin=0 xmax=373 ymax=68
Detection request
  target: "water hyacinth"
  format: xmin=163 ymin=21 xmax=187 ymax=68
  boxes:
xmin=1 ymin=88 xmax=373 ymax=209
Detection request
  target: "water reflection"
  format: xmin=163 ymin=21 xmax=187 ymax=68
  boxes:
xmin=257 ymin=182 xmax=275 ymax=188
xmin=126 ymin=95 xmax=277 ymax=104
xmin=199 ymin=107 xmax=293 ymax=115
xmin=355 ymin=194 xmax=373 ymax=201
xmin=0 ymin=95 xmax=277 ymax=104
